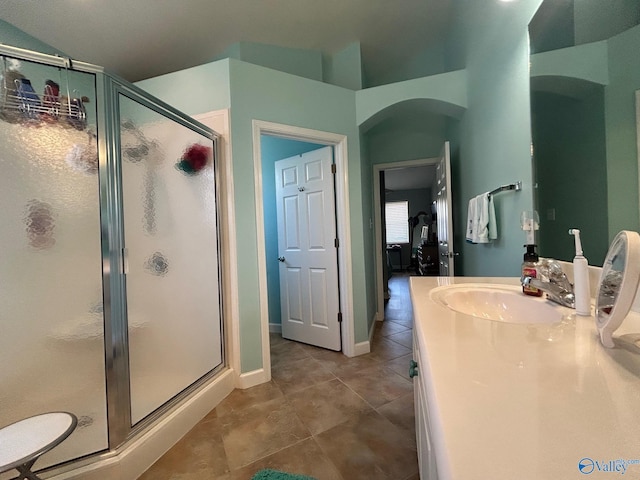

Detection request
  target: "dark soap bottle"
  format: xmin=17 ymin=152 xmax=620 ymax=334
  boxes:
xmin=522 ymin=244 xmax=542 ymax=297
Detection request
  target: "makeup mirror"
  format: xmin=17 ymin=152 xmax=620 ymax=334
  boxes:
xmin=595 ymin=230 xmax=640 ymax=347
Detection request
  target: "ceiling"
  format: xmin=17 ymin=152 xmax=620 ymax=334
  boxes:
xmin=385 ymin=165 xmax=436 ymax=192
xmin=0 ymin=0 xmax=454 ymax=83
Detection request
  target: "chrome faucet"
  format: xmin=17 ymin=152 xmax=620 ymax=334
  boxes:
xmin=521 ymin=258 xmax=576 ymax=309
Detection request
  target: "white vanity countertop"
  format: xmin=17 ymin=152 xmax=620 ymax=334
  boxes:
xmin=410 ymin=276 xmax=640 ymax=480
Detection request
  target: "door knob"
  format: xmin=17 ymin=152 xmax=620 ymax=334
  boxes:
xmin=278 ymin=256 xmax=286 ymax=262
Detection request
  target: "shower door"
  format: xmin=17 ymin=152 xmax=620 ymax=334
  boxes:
xmin=116 ymin=87 xmax=224 ymax=426
xmin=0 ymin=54 xmax=108 ymax=470
xmin=0 ymin=45 xmax=226 ymax=475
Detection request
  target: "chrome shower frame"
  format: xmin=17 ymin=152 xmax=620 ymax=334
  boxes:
xmin=0 ymin=42 xmax=226 ymax=470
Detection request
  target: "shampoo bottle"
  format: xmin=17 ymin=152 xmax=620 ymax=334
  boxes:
xmin=569 ymin=229 xmax=591 ymax=315
xmin=522 ymin=244 xmax=542 ymax=297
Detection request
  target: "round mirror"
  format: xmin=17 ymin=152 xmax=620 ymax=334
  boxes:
xmin=595 ymin=231 xmax=640 ymax=347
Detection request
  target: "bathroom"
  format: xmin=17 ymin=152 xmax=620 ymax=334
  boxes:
xmin=1 ymin=0 xmax=640 ymax=478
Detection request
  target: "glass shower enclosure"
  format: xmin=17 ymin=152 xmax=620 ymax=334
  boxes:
xmin=0 ymin=44 xmax=225 ymax=475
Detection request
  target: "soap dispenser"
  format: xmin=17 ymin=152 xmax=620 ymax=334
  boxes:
xmin=520 ymin=211 xmax=542 ymax=297
xmin=569 ymin=229 xmax=591 ymax=316
xmin=522 ymin=244 xmax=542 ymax=297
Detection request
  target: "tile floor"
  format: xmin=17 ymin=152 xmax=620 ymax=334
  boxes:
xmin=138 ymin=274 xmax=417 ymax=480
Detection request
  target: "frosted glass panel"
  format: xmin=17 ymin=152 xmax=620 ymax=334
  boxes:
xmin=0 ymin=57 xmax=108 ymax=471
xmin=119 ymin=94 xmax=223 ymax=424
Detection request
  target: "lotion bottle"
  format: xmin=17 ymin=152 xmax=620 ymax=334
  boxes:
xmin=569 ymin=229 xmax=591 ymax=315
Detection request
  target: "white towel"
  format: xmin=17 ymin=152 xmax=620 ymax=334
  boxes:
xmin=465 ymin=196 xmax=477 ymax=243
xmin=475 ymin=193 xmax=497 ymax=243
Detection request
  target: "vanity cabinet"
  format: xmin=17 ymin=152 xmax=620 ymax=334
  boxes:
xmin=412 ymin=334 xmax=438 ymax=480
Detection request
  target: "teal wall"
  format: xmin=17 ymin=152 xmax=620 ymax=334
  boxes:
xmin=529 ymin=22 xmax=640 ymax=252
xmin=322 ymin=43 xmax=363 ymax=90
xmin=227 ymin=60 xmax=366 ymax=371
xmin=450 ymin=0 xmax=541 ymax=276
xmin=364 ymin=113 xmax=448 ymax=166
xmin=135 ymin=61 xmax=231 ymax=114
xmin=605 ymin=24 xmax=640 ymax=240
xmin=356 ymin=70 xmax=467 ymax=129
xmin=215 ymin=42 xmax=323 ymax=82
xmin=354 ymin=2 xmax=543 ymax=278
xmin=530 ymin=41 xmax=609 ymax=85
xmin=216 ymin=41 xmax=366 ymax=90
xmin=0 ymin=19 xmax=67 ymax=56
xmin=529 ymin=0 xmax=574 ymax=54
xmin=574 ymin=0 xmax=640 ymax=45
xmin=370 ymin=44 xmax=447 ymax=88
xmin=359 ymin=128 xmax=376 ymax=334
xmin=532 ymin=90 xmax=609 ymax=265
xmin=260 ymin=136 xmax=323 ymax=329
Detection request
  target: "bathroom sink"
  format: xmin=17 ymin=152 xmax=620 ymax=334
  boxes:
xmin=430 ymin=284 xmax=571 ymax=324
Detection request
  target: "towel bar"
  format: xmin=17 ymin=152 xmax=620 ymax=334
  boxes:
xmin=489 ymin=181 xmax=521 ymax=197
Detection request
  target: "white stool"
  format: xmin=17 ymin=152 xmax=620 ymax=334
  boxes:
xmin=0 ymin=412 xmax=77 ymax=480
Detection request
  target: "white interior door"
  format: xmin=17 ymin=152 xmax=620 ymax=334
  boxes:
xmin=275 ymin=146 xmax=341 ymax=351
xmin=436 ymin=141 xmax=455 ymax=276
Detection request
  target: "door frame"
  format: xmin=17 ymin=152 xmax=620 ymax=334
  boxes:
xmin=373 ymin=157 xmax=439 ymax=321
xmin=252 ymin=120 xmax=355 ymax=372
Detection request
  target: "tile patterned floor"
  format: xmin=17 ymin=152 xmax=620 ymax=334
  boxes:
xmin=138 ymin=274 xmax=417 ymax=480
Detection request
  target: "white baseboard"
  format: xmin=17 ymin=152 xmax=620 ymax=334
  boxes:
xmin=369 ymin=315 xmax=378 ymax=342
xmin=236 ymin=368 xmax=270 ymax=389
xmin=353 ymin=340 xmax=371 ymax=356
xmin=352 ymin=314 xmax=379 ymax=357
xmin=269 ymin=323 xmax=282 ymax=334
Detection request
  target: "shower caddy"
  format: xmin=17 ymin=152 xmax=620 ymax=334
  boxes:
xmin=1 ymin=56 xmax=88 ymax=130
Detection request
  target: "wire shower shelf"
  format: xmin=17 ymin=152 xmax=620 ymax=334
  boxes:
xmin=0 ymin=79 xmax=88 ymax=130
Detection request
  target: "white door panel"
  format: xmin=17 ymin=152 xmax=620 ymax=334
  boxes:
xmin=284 ymin=267 xmax=303 ymax=322
xmin=307 ymin=191 xmax=327 ymax=248
xmin=282 ymin=165 xmax=299 ymax=186
xmin=276 ymin=146 xmax=341 ymax=350
xmin=437 ymin=141 xmax=455 ymax=276
xmin=309 ymin=268 xmax=329 ymax=327
xmin=305 ymin=159 xmax=324 ymax=182
xmin=283 ymin=195 xmax=301 ymax=249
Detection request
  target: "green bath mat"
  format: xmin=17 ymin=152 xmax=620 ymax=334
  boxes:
xmin=251 ymin=469 xmax=317 ymax=480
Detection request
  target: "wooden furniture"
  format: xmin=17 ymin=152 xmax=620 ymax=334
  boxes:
xmin=417 ymin=243 xmax=438 ymax=276
xmin=386 ymin=244 xmax=403 ymax=272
